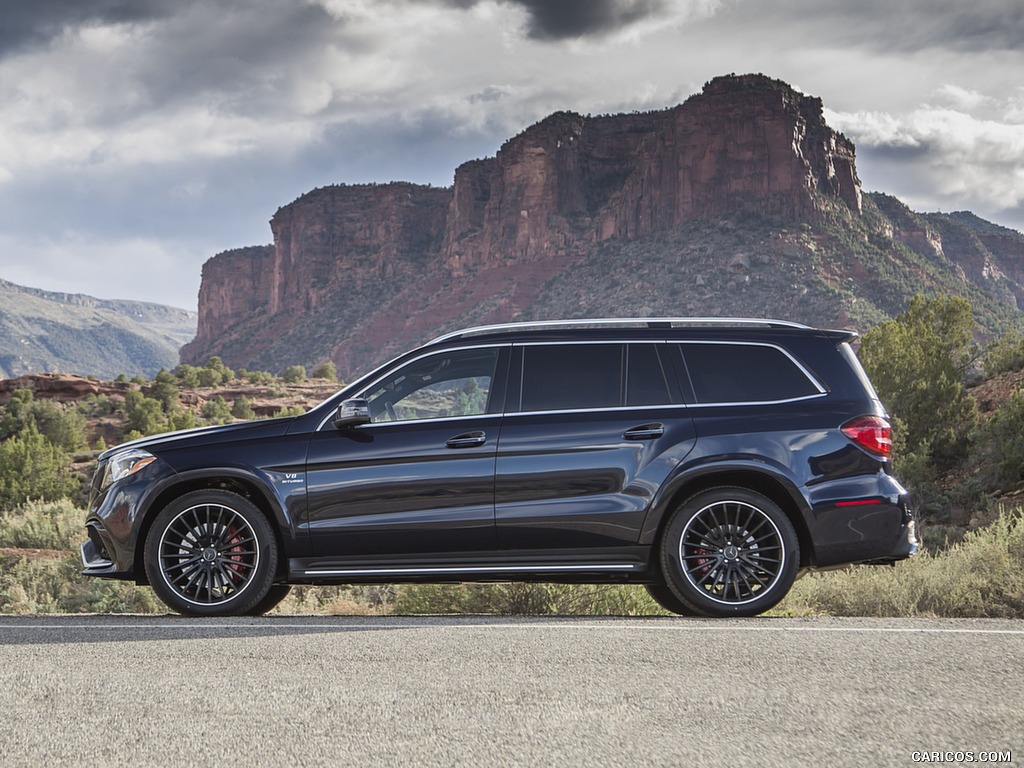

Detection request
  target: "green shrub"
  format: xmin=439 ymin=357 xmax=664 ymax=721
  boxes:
xmin=200 ymin=396 xmax=233 ymax=424
xmin=282 ymin=365 xmax=307 ymax=384
xmin=148 ymin=369 xmax=180 ymax=412
xmin=983 ymin=330 xmax=1024 ymax=377
xmin=232 ymin=396 xmax=255 ymax=420
xmin=859 ymin=294 xmax=978 ymax=472
xmin=123 ymin=390 xmax=166 ymax=436
xmin=0 ymin=552 xmax=162 ymax=614
xmin=1 ymin=389 xmax=87 ymax=453
xmin=0 ymin=427 xmax=79 ymax=509
xmin=174 ymin=363 xmax=201 ymax=388
xmin=273 ymin=405 xmax=307 ymax=418
xmin=312 ymin=362 xmax=337 ymax=382
xmin=0 ymin=499 xmax=83 ymax=549
xmin=972 ymin=388 xmax=1024 ymax=491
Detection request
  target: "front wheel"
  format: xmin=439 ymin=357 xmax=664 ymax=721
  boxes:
xmin=659 ymin=487 xmax=799 ymax=617
xmin=144 ymin=490 xmax=278 ymax=617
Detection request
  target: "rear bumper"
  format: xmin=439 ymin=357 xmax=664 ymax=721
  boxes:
xmin=803 ymin=473 xmax=918 ymax=568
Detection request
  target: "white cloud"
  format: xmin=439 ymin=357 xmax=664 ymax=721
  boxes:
xmin=828 ymin=102 xmax=1024 ymax=214
xmin=2 ymin=0 xmax=1024 ymax=315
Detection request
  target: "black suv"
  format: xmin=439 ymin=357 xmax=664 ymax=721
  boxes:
xmin=82 ymin=318 xmax=917 ymax=617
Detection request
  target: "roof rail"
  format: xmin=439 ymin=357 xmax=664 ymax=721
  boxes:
xmin=427 ymin=317 xmax=812 ymax=345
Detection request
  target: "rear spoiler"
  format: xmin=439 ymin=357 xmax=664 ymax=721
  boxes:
xmin=823 ymin=329 xmax=860 ymax=345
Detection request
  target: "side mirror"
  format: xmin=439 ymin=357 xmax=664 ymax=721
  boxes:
xmin=332 ymin=398 xmax=371 ymax=430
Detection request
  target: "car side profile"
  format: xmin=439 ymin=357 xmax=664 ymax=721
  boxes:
xmin=81 ymin=318 xmax=917 ymax=617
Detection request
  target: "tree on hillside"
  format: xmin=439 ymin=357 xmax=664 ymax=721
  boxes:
xmin=0 ymin=425 xmax=79 ymax=508
xmin=282 ymin=365 xmax=306 ymax=384
xmin=859 ymin=294 xmax=979 ymax=469
xmin=0 ymin=389 xmax=87 ymax=453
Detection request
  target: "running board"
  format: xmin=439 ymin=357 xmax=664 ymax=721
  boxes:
xmin=300 ymin=563 xmax=641 ymax=577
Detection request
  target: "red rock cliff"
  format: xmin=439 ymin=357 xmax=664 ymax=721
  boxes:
xmin=183 ymin=74 xmax=865 ymax=371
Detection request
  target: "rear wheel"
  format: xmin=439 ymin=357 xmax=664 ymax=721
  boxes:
xmin=659 ymin=487 xmax=799 ymax=617
xmin=145 ymin=490 xmax=278 ymax=617
xmin=644 ymin=583 xmax=697 ymax=616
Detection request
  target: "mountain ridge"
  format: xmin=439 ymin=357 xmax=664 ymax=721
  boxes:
xmin=0 ymin=277 xmax=196 ymax=379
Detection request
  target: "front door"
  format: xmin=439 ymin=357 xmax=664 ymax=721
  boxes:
xmin=305 ymin=346 xmax=508 ymax=560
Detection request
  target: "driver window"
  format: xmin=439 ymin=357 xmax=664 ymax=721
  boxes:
xmin=360 ymin=348 xmax=499 ymax=423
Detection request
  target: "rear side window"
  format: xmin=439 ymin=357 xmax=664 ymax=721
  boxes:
xmin=521 ymin=344 xmax=622 ymax=411
xmin=626 ymin=344 xmax=673 ymax=406
xmin=680 ymin=343 xmax=822 ymax=404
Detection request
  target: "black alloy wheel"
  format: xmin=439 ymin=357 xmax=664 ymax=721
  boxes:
xmin=660 ymin=487 xmax=799 ymax=617
xmin=245 ymin=584 xmax=292 ymax=616
xmin=145 ymin=490 xmax=278 ymax=617
xmin=644 ymin=583 xmax=697 ymax=616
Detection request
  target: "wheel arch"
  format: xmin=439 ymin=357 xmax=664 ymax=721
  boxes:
xmin=641 ymin=465 xmax=815 ymax=569
xmin=133 ymin=471 xmax=290 ymax=584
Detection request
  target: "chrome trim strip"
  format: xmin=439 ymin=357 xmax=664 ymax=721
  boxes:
xmin=429 ymin=317 xmax=812 ymax=344
xmin=302 ymin=563 xmax=640 ymax=576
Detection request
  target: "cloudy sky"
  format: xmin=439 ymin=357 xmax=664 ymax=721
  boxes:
xmin=1 ymin=0 xmax=1023 ymax=311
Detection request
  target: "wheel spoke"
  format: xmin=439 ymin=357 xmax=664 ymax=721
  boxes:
xmin=679 ymin=499 xmax=786 ymax=605
xmin=158 ymin=502 xmax=261 ymax=606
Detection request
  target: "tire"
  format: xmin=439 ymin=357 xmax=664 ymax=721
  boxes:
xmin=659 ymin=487 xmax=799 ymax=618
xmin=644 ymin=583 xmax=697 ymax=616
xmin=144 ymin=490 xmax=278 ymax=617
xmin=244 ymin=584 xmax=292 ymax=616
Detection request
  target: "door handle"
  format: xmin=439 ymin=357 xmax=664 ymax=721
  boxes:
xmin=446 ymin=431 xmax=487 ymax=449
xmin=624 ymin=423 xmax=664 ymax=440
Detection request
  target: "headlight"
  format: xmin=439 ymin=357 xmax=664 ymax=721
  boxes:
xmin=101 ymin=449 xmax=157 ymax=491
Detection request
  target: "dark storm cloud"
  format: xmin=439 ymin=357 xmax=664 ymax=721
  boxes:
xmin=0 ymin=0 xmax=172 ymax=56
xmin=430 ymin=0 xmax=673 ymax=40
xmin=509 ymin=0 xmax=670 ymax=40
xmin=712 ymin=0 xmax=1024 ymax=53
xmin=131 ymin=2 xmax=338 ymax=114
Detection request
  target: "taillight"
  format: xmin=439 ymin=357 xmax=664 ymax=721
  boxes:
xmin=841 ymin=415 xmax=892 ymax=458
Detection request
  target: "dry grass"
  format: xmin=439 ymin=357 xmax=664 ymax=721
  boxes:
xmin=3 ymin=502 xmax=1022 ymax=618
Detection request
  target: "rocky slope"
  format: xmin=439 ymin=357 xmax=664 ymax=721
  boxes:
xmin=0 ymin=279 xmax=196 ymax=379
xmin=182 ymin=74 xmax=1024 ymax=377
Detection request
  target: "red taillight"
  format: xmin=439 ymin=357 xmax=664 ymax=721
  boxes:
xmin=841 ymin=415 xmax=892 ymax=458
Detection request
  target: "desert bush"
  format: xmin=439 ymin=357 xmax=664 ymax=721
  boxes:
xmin=148 ymin=369 xmax=180 ymax=412
xmin=394 ymin=583 xmax=663 ymax=616
xmin=0 ymin=427 xmax=79 ymax=509
xmin=200 ymin=396 xmax=233 ymax=424
xmin=282 ymin=365 xmax=307 ymax=384
xmin=776 ymin=505 xmax=1024 ymax=618
xmin=123 ymin=390 xmax=166 ymax=436
xmin=0 ymin=499 xmax=82 ymax=549
xmin=0 ymin=389 xmax=87 ymax=452
xmin=231 ymin=396 xmax=255 ymax=420
xmin=971 ymin=388 xmax=1024 ymax=491
xmin=0 ymin=553 xmax=162 ymax=614
xmin=311 ymin=361 xmax=337 ymax=382
xmin=273 ymin=405 xmax=307 ymax=418
xmin=983 ymin=330 xmax=1024 ymax=377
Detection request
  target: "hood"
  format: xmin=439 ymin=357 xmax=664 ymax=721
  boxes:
xmin=98 ymin=417 xmax=296 ymax=460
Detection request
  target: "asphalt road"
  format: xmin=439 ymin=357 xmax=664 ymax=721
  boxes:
xmin=0 ymin=615 xmax=1020 ymax=767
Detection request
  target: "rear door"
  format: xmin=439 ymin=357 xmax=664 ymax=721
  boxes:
xmin=494 ymin=342 xmax=696 ymax=552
